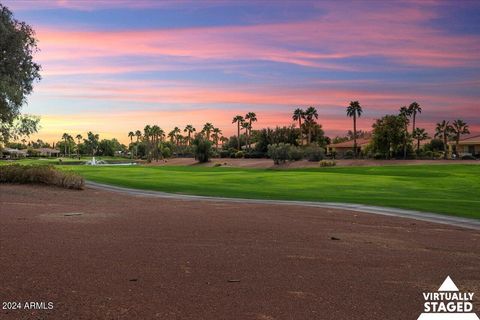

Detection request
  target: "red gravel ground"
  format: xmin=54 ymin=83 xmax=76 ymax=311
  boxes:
xmin=1 ymin=184 xmax=479 ymax=320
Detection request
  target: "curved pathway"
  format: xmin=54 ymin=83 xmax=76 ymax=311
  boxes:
xmin=87 ymin=181 xmax=480 ymax=231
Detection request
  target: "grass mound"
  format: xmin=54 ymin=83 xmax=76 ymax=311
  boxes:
xmin=0 ymin=164 xmax=84 ymax=189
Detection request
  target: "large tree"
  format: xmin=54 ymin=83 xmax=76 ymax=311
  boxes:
xmin=346 ymin=101 xmax=363 ymax=158
xmin=232 ymin=115 xmax=244 ymax=150
xmin=412 ymin=128 xmax=429 ymax=154
xmin=434 ymin=120 xmax=453 ymax=159
xmin=371 ymin=115 xmax=405 ymax=159
xmin=304 ymin=106 xmax=318 ymax=145
xmin=451 ymin=119 xmax=470 ymax=156
xmin=292 ymin=108 xmax=305 ymax=145
xmin=408 ymin=102 xmax=422 ymax=134
xmin=0 ymin=4 xmax=41 ymax=143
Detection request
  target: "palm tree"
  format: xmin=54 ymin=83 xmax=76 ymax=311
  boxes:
xmin=304 ymin=106 xmax=318 ymax=145
xmin=220 ymin=136 xmax=229 ymax=147
xmin=413 ymin=128 xmax=429 ymax=154
xmin=451 ymin=119 xmax=470 ymax=156
xmin=212 ymin=127 xmax=222 ymax=150
xmin=242 ymin=122 xmax=251 ymax=151
xmin=292 ymin=108 xmax=305 ymax=145
xmin=62 ymin=133 xmax=69 ymax=156
xmin=399 ymin=106 xmax=412 ymax=159
xmin=245 ymin=112 xmax=257 ymax=151
xmin=128 ymin=131 xmax=134 ymax=159
xmin=408 ymin=102 xmax=422 ymax=134
xmin=435 ymin=120 xmax=453 ymax=159
xmin=232 ymin=115 xmax=244 ymax=150
xmin=184 ymin=125 xmax=196 ymax=145
xmin=346 ymin=101 xmax=363 ymax=158
xmin=135 ymin=130 xmax=142 ymax=158
xmin=202 ymin=123 xmax=214 ymax=141
xmin=75 ymin=134 xmax=82 ymax=158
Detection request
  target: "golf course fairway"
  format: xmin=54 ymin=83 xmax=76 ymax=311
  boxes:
xmin=62 ymin=164 xmax=480 ymax=219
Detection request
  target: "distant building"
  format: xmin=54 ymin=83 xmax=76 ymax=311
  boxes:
xmin=34 ymin=148 xmax=61 ymax=157
xmin=327 ymin=137 xmax=371 ymax=158
xmin=1 ymin=148 xmax=28 ymax=158
xmin=449 ymin=134 xmax=480 ymax=157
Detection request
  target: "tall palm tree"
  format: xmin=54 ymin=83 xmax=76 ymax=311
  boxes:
xmin=408 ymin=102 xmax=422 ymax=134
xmin=346 ymin=101 xmax=363 ymax=158
xmin=451 ymin=119 xmax=470 ymax=156
xmin=202 ymin=123 xmax=214 ymax=141
xmin=304 ymin=106 xmax=318 ymax=145
xmin=128 ymin=131 xmax=134 ymax=159
xmin=435 ymin=120 xmax=453 ymax=159
xmin=232 ymin=115 xmax=244 ymax=150
xmin=75 ymin=134 xmax=82 ymax=158
xmin=292 ymin=108 xmax=305 ymax=145
xmin=245 ymin=112 xmax=257 ymax=151
xmin=399 ymin=106 xmax=412 ymax=159
xmin=412 ymin=128 xmax=429 ymax=154
xmin=135 ymin=130 xmax=142 ymax=158
xmin=212 ymin=127 xmax=222 ymax=150
xmin=62 ymin=133 xmax=69 ymax=156
xmin=242 ymin=122 xmax=251 ymax=151
xmin=144 ymin=125 xmax=152 ymax=162
xmin=184 ymin=125 xmax=196 ymax=145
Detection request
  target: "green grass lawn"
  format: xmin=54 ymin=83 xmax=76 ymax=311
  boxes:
xmin=53 ymin=164 xmax=480 ymax=219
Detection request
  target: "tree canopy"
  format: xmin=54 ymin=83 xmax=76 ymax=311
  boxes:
xmin=0 ymin=4 xmax=41 ymax=142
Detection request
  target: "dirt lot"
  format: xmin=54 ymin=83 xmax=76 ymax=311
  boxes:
xmin=145 ymin=157 xmax=479 ymax=168
xmin=1 ymin=184 xmax=479 ymax=319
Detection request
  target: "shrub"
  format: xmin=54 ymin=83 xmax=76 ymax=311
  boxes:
xmin=304 ymin=145 xmax=325 ymax=161
xmin=161 ymin=146 xmax=172 ymax=158
xmin=235 ymin=151 xmax=245 ymax=158
xmin=213 ymin=162 xmax=222 ymax=167
xmin=288 ymin=146 xmax=304 ymax=161
xmin=373 ymin=153 xmax=384 ymax=160
xmin=319 ymin=160 xmax=336 ymax=167
xmin=0 ymin=164 xmax=84 ymax=189
xmin=244 ymin=151 xmax=265 ymax=158
xmin=192 ymin=136 xmax=212 ymax=163
xmin=267 ymin=143 xmax=291 ymax=165
xmin=343 ymin=150 xmax=354 ymax=159
xmin=461 ymin=154 xmax=476 ymax=160
xmin=219 ymin=150 xmax=230 ymax=158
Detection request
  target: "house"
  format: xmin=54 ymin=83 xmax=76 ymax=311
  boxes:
xmin=1 ymin=148 xmax=28 ymax=159
xmin=449 ymin=134 xmax=480 ymax=157
xmin=34 ymin=148 xmax=61 ymax=157
xmin=327 ymin=137 xmax=371 ymax=158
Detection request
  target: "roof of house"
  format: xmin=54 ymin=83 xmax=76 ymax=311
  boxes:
xmin=2 ymin=148 xmax=27 ymax=154
xmin=328 ymin=138 xmax=371 ymax=148
xmin=35 ymin=148 xmax=61 ymax=153
xmin=458 ymin=134 xmax=480 ymax=144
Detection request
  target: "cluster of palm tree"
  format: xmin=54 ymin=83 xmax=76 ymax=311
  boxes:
xmin=128 ymin=123 xmax=227 ymax=161
xmin=61 ymin=132 xmax=84 ymax=156
xmin=232 ymin=112 xmax=257 ymax=150
xmin=435 ymin=119 xmax=470 ymax=159
xmin=291 ymin=107 xmax=320 ymax=146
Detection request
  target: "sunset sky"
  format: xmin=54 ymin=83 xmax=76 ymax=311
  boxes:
xmin=4 ymin=0 xmax=480 ymax=144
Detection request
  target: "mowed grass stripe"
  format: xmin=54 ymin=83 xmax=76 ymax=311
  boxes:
xmin=58 ymin=164 xmax=480 ymax=219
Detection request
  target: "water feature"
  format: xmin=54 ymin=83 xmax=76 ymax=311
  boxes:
xmin=85 ymin=157 xmax=137 ymax=166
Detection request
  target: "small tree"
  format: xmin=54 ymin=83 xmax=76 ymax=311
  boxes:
xmin=267 ymin=143 xmax=291 ymax=165
xmin=193 ymin=136 xmax=212 ymax=163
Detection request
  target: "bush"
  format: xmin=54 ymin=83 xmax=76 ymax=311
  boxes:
xmin=461 ymin=154 xmax=476 ymax=160
xmin=288 ymin=146 xmax=303 ymax=161
xmin=304 ymin=145 xmax=325 ymax=161
xmin=319 ymin=160 xmax=336 ymax=167
xmin=267 ymin=143 xmax=291 ymax=165
xmin=219 ymin=150 xmax=230 ymax=158
xmin=161 ymin=146 xmax=172 ymax=158
xmin=343 ymin=150 xmax=354 ymax=159
xmin=244 ymin=151 xmax=265 ymax=158
xmin=192 ymin=136 xmax=212 ymax=163
xmin=213 ymin=162 xmax=222 ymax=167
xmin=373 ymin=153 xmax=384 ymax=160
xmin=235 ymin=151 xmax=245 ymax=158
xmin=0 ymin=164 xmax=84 ymax=189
